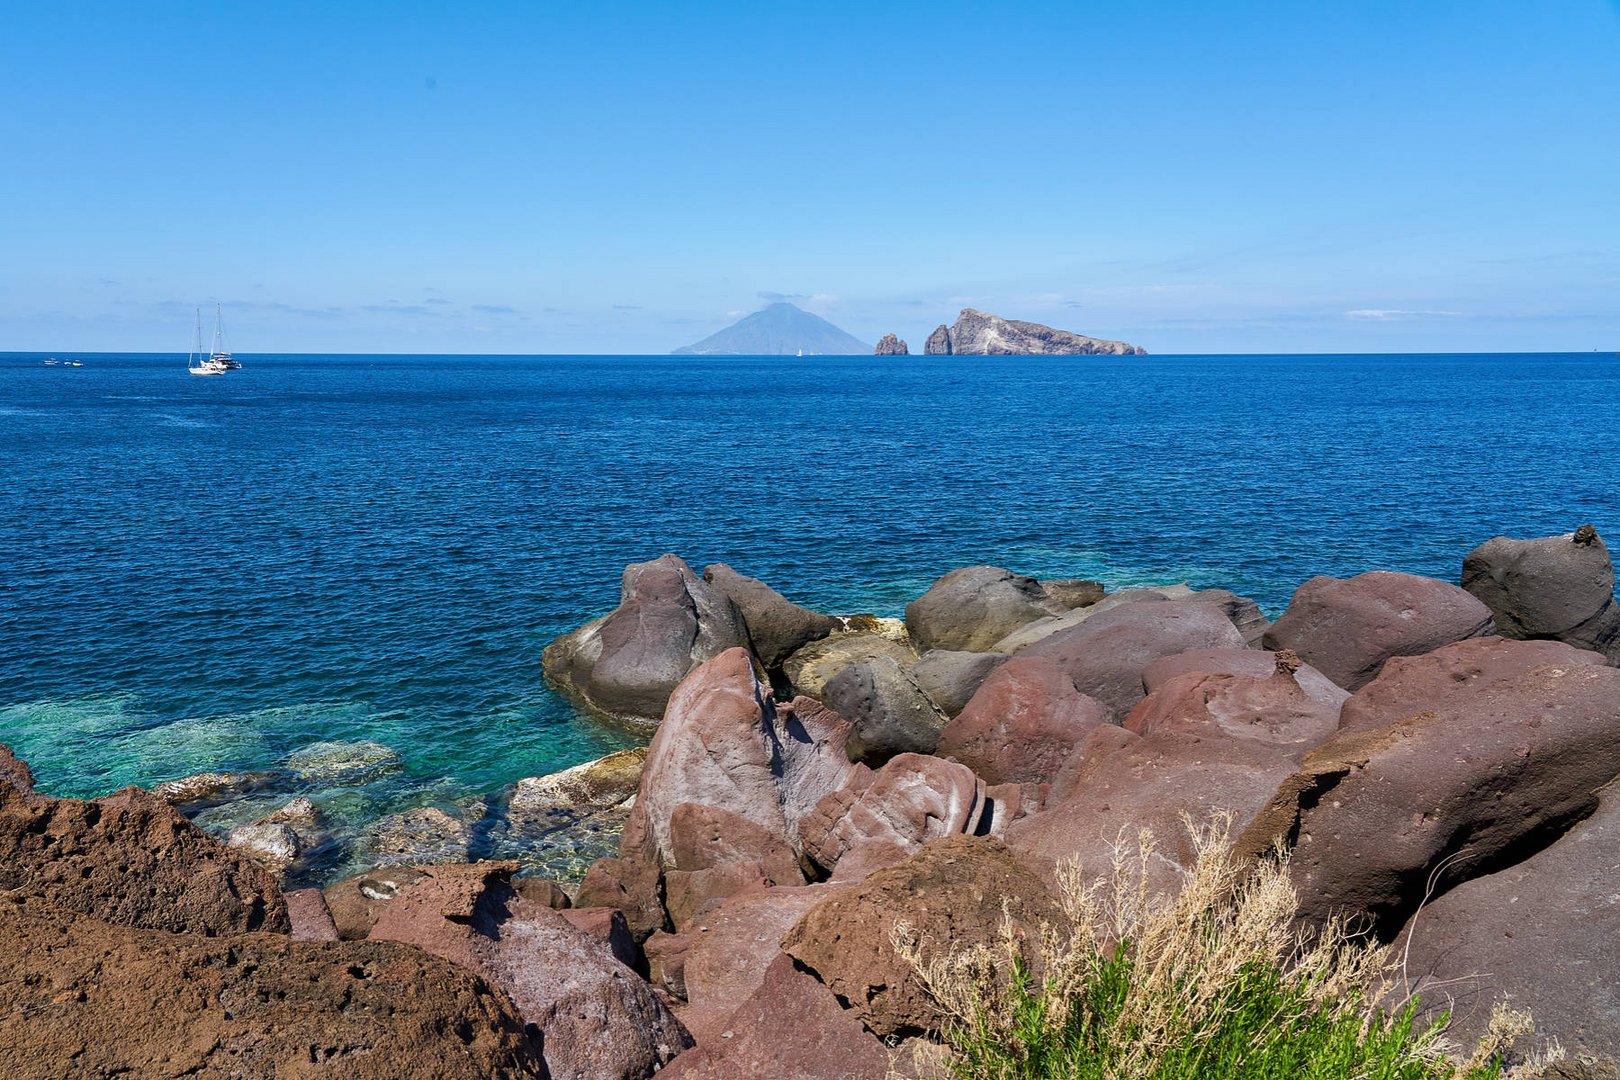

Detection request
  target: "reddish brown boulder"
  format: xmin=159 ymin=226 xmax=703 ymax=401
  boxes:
xmin=937 ymin=654 xmax=1110 ymax=785
xmin=797 ymin=753 xmax=988 ymax=878
xmin=285 ymin=887 xmax=340 ymax=941
xmin=574 ymin=855 xmax=666 ymax=942
xmin=662 ymin=802 xmax=806 ymax=930
xmin=322 ymin=865 xmax=427 ymax=940
xmin=1142 ymin=647 xmax=1349 ymax=709
xmin=619 ymin=650 xmax=858 ymax=874
xmin=561 ymin=906 xmax=639 ymax=970
xmin=782 ymin=836 xmax=1061 ymax=1037
xmin=1261 ymin=570 xmax=1495 ymax=690
xmin=0 ymin=894 xmax=543 ymax=1079
xmin=1123 ymin=661 xmax=1341 ymax=757
xmin=1337 ymin=635 xmax=1606 ymax=733
xmin=658 ymin=953 xmax=900 ymax=1079
xmin=542 ymin=553 xmax=749 ymax=724
xmin=369 ymin=861 xmax=691 ymax=1080
xmin=1019 ymin=600 xmax=1246 ymax=721
xmin=1239 ymin=656 xmax=1620 ymax=933
xmin=645 ymin=884 xmax=829 ymax=1042
xmin=905 ymin=565 xmax=1060 ymax=653
xmin=1462 ymin=527 xmax=1620 ymax=657
xmin=0 ymin=755 xmax=288 ymax=936
xmin=665 ymin=861 xmax=772 ymax=932
xmin=1005 ymin=724 xmax=1298 ymax=898
xmin=1396 ymin=788 xmax=1620 ymax=1060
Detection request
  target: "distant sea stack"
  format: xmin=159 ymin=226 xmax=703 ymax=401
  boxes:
xmin=924 ymin=309 xmax=1145 ymax=356
xmin=874 ymin=333 xmax=909 ymax=356
xmin=672 ymin=302 xmax=870 ymax=356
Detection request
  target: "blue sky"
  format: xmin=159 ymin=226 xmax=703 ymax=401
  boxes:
xmin=3 ymin=1 xmax=1618 ymax=354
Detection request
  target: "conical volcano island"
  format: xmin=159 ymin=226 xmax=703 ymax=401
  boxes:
xmin=672 ymin=302 xmax=871 ymax=355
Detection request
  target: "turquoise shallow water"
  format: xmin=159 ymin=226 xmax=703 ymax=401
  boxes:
xmin=2 ymin=352 xmax=1616 ymax=876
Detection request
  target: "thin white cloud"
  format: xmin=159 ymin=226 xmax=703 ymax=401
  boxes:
xmin=1345 ymin=308 xmax=1463 ymax=320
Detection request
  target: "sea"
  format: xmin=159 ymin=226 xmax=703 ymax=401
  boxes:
xmin=3 ymin=351 xmax=1616 ymax=882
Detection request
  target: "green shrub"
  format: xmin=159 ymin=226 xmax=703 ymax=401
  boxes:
xmin=895 ymin=815 xmax=1548 ymax=1080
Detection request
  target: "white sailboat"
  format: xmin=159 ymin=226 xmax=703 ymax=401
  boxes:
xmin=187 ymin=307 xmax=229 ymax=376
xmin=208 ymin=304 xmax=242 ymax=369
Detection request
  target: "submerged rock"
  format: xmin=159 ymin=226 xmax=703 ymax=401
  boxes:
xmin=357 ymin=806 xmax=472 ymax=867
xmin=285 ymin=739 xmax=403 ymax=782
xmin=510 ymin=747 xmax=647 ymax=817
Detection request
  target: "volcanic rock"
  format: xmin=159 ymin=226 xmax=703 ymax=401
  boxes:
xmin=782 ymin=835 xmax=1062 ymax=1037
xmin=285 ymin=739 xmax=403 ymax=782
xmin=322 ymin=865 xmax=428 ymax=940
xmin=780 ymin=628 xmax=915 ymax=699
xmin=701 ymin=563 xmax=839 ymax=668
xmin=369 ymin=860 xmax=691 ymax=1080
xmin=0 ymin=759 xmax=288 ymax=935
xmin=924 ymin=323 xmax=952 ymax=354
xmin=1239 ymin=642 xmax=1620 ymax=933
xmin=874 ymin=333 xmax=909 ymax=356
xmin=358 ymin=805 xmax=472 ymax=866
xmin=936 ymin=655 xmax=1109 ymax=785
xmin=542 ymin=553 xmax=749 ymax=725
xmin=1017 ymin=600 xmax=1246 ymax=721
xmin=910 ymin=648 xmax=1008 ymax=717
xmin=989 ymin=586 xmax=1194 ymax=653
xmin=924 ymin=308 xmax=1145 ymax=356
xmin=575 ymin=855 xmax=667 ymax=942
xmin=823 ymin=655 xmax=949 ymax=763
xmin=1040 ymin=578 xmax=1108 ymax=609
xmin=1123 ymin=660 xmax=1341 ymax=756
xmin=1261 ymin=570 xmax=1495 ymax=691
xmin=0 ymin=895 xmax=544 ymax=1080
xmin=284 ymin=886 xmax=340 ymax=941
xmin=796 ymin=753 xmax=989 ymax=878
xmin=226 ymin=820 xmax=302 ymax=871
xmin=905 ymin=565 xmax=1060 ymax=653
xmin=1396 ymin=787 xmax=1620 ymax=1060
xmin=1462 ymin=527 xmax=1620 ymax=657
xmin=510 ymin=747 xmax=647 ymax=817
xmin=1142 ymin=647 xmax=1349 ymax=710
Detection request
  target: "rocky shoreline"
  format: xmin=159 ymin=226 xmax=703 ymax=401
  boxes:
xmin=5 ymin=528 xmax=1620 ymax=1076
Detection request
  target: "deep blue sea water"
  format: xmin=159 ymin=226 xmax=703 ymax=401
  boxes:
xmin=3 ymin=352 xmax=1616 ymax=876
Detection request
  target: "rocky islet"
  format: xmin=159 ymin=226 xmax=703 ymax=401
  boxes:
xmin=6 ymin=527 xmax=1620 ymax=1074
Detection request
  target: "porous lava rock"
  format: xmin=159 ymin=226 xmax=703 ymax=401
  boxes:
xmin=0 ymin=894 xmax=543 ymax=1079
xmin=663 ymin=802 xmax=806 ymax=930
xmin=936 ymin=654 xmax=1109 ymax=785
xmin=1462 ymin=526 xmax=1620 ymax=657
xmin=822 ymin=654 xmax=949 ymax=763
xmin=782 ymin=835 xmax=1062 ymax=1037
xmin=574 ymin=855 xmax=667 ymax=942
xmin=701 ymin=563 xmax=838 ymax=668
xmin=0 ymin=749 xmax=288 ymax=936
xmin=1017 ymin=600 xmax=1246 ymax=721
xmin=1396 ymin=788 xmax=1620 ymax=1061
xmin=323 ymin=865 xmax=427 ymax=940
xmin=905 ymin=565 xmax=1060 ymax=653
xmin=1239 ymin=644 xmax=1620 ymax=933
xmin=368 ymin=861 xmax=691 ymax=1080
xmin=543 ymin=553 xmax=749 ymax=724
xmin=1261 ymin=570 xmax=1494 ymax=690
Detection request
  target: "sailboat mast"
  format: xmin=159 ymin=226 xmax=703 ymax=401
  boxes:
xmin=190 ymin=308 xmax=202 ymax=367
xmin=212 ymin=304 xmax=225 ymax=357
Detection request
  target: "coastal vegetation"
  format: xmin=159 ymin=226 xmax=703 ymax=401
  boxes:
xmin=899 ymin=816 xmax=1541 ymax=1080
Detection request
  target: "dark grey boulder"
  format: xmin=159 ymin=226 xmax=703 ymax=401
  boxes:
xmin=822 ymin=656 xmax=949 ymax=764
xmin=1461 ymin=526 xmax=1620 ymax=658
xmin=910 ymin=649 xmax=1008 ymax=717
xmin=542 ymin=554 xmax=749 ymax=725
xmin=1261 ymin=571 xmax=1494 ymax=691
xmin=905 ymin=566 xmax=1060 ymax=654
xmin=1189 ymin=588 xmax=1270 ymax=645
xmin=1398 ymin=786 xmax=1620 ymax=1060
xmin=701 ymin=563 xmax=838 ymax=669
